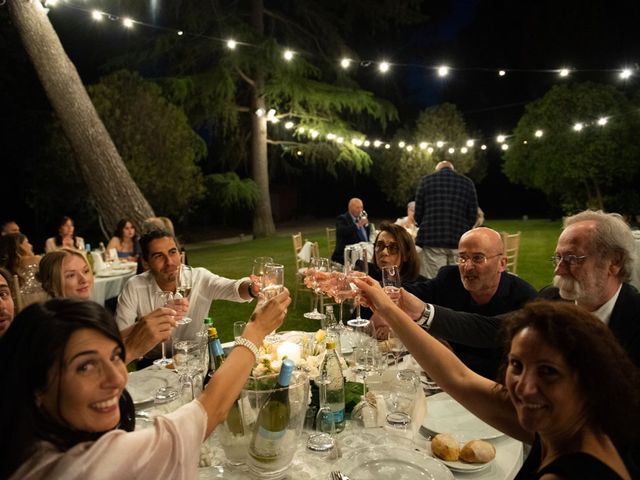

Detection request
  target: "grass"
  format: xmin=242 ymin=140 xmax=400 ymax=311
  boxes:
xmin=187 ymin=218 xmax=562 ymax=343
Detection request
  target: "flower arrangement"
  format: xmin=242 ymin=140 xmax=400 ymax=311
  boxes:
xmin=252 ymin=329 xmax=331 ymax=379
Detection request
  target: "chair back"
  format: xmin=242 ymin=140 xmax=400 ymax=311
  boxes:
xmin=292 ymin=232 xmax=303 ymax=271
xmin=10 ymin=274 xmax=24 ymax=313
xmin=326 ymin=227 xmax=336 ymax=256
xmin=500 ymin=231 xmax=521 ymax=275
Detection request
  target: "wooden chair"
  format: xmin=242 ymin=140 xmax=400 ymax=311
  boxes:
xmin=326 ymin=227 xmax=336 ymax=258
xmin=500 ymin=231 xmax=521 ymax=275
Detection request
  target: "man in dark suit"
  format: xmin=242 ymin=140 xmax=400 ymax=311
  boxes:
xmin=331 ymin=198 xmax=371 ymax=265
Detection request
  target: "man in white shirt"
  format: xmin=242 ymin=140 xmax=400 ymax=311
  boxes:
xmin=116 ymin=229 xmax=259 ymax=360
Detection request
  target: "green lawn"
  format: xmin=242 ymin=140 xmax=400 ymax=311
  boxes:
xmin=188 ymin=219 xmax=562 ymax=342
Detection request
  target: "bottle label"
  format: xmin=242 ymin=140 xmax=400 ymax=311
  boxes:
xmin=212 ymin=340 xmax=224 ymax=357
xmin=256 ymin=425 xmax=286 ymax=440
xmin=328 ymin=408 xmax=345 ymax=424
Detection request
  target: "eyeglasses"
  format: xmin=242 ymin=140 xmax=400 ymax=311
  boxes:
xmin=550 ymin=254 xmax=588 ymax=267
xmin=374 ymin=241 xmax=400 ymax=255
xmin=455 ymin=253 xmax=502 ymax=265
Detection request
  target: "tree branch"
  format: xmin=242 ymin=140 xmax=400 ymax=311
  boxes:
xmin=235 ymin=66 xmax=256 ymax=90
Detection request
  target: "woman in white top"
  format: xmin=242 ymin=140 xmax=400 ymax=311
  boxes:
xmin=0 ymin=292 xmax=288 ymax=479
xmin=44 ymin=216 xmax=85 ymax=253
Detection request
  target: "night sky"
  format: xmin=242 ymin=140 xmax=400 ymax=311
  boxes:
xmin=2 ymin=0 xmax=639 ymax=239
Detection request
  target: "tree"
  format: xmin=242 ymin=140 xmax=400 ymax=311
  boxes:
xmin=111 ymin=0 xmax=424 ymax=236
xmin=503 ymin=82 xmax=640 ymax=213
xmin=374 ymin=103 xmax=484 ymax=206
xmin=7 ymin=0 xmax=154 ymax=232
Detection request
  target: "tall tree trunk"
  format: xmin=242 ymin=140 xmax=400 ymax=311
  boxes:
xmin=249 ymin=0 xmax=276 ymax=237
xmin=8 ymin=0 xmax=154 ymax=232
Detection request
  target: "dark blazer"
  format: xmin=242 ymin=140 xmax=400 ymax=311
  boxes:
xmin=431 ymin=282 xmax=640 ymax=368
xmin=539 ymin=283 xmax=640 ymax=367
xmin=331 ymin=212 xmax=371 ymax=264
xmin=406 ymin=265 xmax=537 ymax=378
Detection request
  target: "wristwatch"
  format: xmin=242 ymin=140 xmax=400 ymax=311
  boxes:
xmin=247 ymin=281 xmax=258 ymax=299
xmin=416 ymin=303 xmax=432 ymax=328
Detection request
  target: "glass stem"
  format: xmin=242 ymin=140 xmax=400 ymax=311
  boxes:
xmin=161 ymin=342 xmax=166 ymax=360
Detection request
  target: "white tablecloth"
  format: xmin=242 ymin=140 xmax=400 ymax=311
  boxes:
xmin=92 ymin=271 xmax=135 ymax=306
xmin=131 ymin=358 xmax=523 ymax=480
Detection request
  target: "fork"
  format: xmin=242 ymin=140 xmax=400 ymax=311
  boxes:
xmin=330 ymin=472 xmax=350 ymax=480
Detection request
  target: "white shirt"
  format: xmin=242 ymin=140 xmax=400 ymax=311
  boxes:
xmin=116 ymin=267 xmax=251 ymax=354
xmin=586 ymin=283 xmax=622 ymax=326
xmin=11 ymin=400 xmax=207 ymax=480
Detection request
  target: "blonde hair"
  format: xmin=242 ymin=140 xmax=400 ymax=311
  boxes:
xmin=38 ymin=248 xmax=92 ymax=298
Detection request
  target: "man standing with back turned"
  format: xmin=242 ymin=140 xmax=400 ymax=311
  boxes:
xmin=414 ymin=160 xmax=478 ymax=278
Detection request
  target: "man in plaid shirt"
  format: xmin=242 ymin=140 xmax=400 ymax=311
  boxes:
xmin=414 ymin=161 xmax=479 ymax=278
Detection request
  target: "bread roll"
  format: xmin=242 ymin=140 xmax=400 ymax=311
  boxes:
xmin=460 ymin=439 xmax=496 ymax=463
xmin=431 ymin=433 xmax=460 ymax=461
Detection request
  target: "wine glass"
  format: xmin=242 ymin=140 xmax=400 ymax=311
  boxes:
xmin=306 ymin=374 xmax=336 ymax=452
xmin=172 ymin=325 xmax=204 ymax=400
xmin=261 ymin=263 xmax=284 ymax=300
xmin=252 ymin=256 xmax=274 ymax=283
xmin=303 ymin=257 xmax=330 ymax=321
xmin=344 ymin=244 xmax=369 ymax=329
xmin=153 ymin=291 xmax=174 ymax=368
xmin=330 ymin=272 xmax=356 ymax=327
xmin=387 ymin=329 xmax=406 ymax=369
xmin=385 ymin=370 xmax=419 ymax=429
xmin=381 ymin=265 xmax=401 ymax=304
xmin=173 ymin=263 xmax=193 ymax=325
xmin=353 ymin=345 xmax=376 ymax=396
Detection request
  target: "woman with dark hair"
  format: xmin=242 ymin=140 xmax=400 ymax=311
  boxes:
xmin=0 ymin=233 xmax=41 ymax=283
xmin=45 ymin=216 xmax=85 ymax=253
xmin=107 ymin=219 xmax=140 ymax=262
xmin=369 ymin=222 xmax=423 ymax=284
xmin=356 ymin=279 xmax=638 ymax=480
xmin=0 ymin=292 xmax=289 ymax=479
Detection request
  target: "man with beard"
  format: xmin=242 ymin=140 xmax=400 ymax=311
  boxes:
xmin=116 ymin=229 xmax=259 ymax=363
xmin=380 ymin=227 xmax=536 ymax=378
xmin=378 ymin=210 xmax=639 ymax=367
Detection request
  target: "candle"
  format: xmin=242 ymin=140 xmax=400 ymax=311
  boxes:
xmin=276 ymin=341 xmax=302 ymax=364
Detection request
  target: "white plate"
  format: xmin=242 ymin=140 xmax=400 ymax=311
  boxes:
xmin=422 ymin=392 xmax=503 ymax=442
xmin=127 ymin=370 xmax=173 ymax=405
xmin=426 ymin=442 xmax=493 ymax=473
xmin=335 ymin=445 xmax=454 ymax=480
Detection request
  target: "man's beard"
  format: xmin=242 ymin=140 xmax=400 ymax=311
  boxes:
xmin=553 ymin=275 xmax=582 ymax=301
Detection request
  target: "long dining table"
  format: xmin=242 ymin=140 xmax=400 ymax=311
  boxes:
xmin=129 ymin=347 xmax=524 ymax=480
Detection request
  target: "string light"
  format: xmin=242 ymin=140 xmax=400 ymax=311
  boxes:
xmin=573 ymin=122 xmax=584 ymax=131
xmin=437 ymin=65 xmax=450 ymax=77
xmin=436 ymin=140 xmax=445 ymax=148
xmin=226 ymin=39 xmax=237 ymax=50
xmin=597 ymin=117 xmax=608 ymax=126
xmin=498 ymin=70 xmax=506 ymax=76
xmin=559 ymin=68 xmax=571 ymax=77
xmin=534 ymin=129 xmax=544 ymax=138
xmin=177 ymin=30 xmax=184 ymax=36
xmin=620 ymin=68 xmax=632 ymax=79
xmin=91 ymin=10 xmax=102 ymax=21
xmin=122 ymin=17 xmax=134 ymax=28
xmin=284 ymin=121 xmax=294 ymax=129
xmin=340 ymin=58 xmax=352 ymax=69
xmin=283 ymin=50 xmax=295 ymax=61
xmin=496 ymin=134 xmax=506 ymax=143
xmin=378 ymin=61 xmax=390 ymax=73
xmin=501 ymin=144 xmax=509 ymax=150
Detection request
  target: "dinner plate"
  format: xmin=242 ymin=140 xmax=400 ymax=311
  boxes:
xmin=425 ymin=442 xmax=493 ymax=473
xmin=422 ymin=392 xmax=503 ymax=442
xmin=127 ymin=370 xmax=174 ymax=405
xmin=335 ymin=445 xmax=454 ymax=480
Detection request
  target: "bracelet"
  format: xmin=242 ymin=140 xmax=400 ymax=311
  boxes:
xmin=247 ymin=282 xmax=258 ymax=299
xmin=416 ymin=303 xmax=432 ymax=328
xmin=235 ymin=336 xmax=259 ymax=362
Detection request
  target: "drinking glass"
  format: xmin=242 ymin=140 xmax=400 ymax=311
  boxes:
xmin=173 ymin=264 xmax=193 ymax=325
xmin=306 ymin=375 xmax=336 ymax=452
xmin=261 ymin=263 xmax=284 ymax=300
xmin=252 ymin=256 xmax=274 ymax=283
xmin=385 ymin=370 xmax=420 ymax=428
xmin=171 ymin=325 xmax=203 ymax=399
xmin=303 ymin=257 xmax=331 ymax=321
xmin=387 ymin=329 xmax=406 ymax=369
xmin=344 ymin=244 xmax=369 ymax=329
xmin=233 ymin=321 xmax=247 ymax=341
xmin=381 ymin=265 xmax=401 ymax=304
xmin=353 ymin=345 xmax=376 ymax=396
xmin=153 ymin=291 xmax=174 ymax=368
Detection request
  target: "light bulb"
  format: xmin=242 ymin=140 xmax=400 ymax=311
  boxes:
xmin=226 ymin=39 xmax=237 ymax=50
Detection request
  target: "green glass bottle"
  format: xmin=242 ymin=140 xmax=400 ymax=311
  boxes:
xmin=249 ymin=359 xmax=295 ymax=463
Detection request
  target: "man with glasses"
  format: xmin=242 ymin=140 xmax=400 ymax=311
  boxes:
xmin=378 ymin=210 xmax=639 ymax=367
xmin=400 ymin=227 xmax=536 ymax=377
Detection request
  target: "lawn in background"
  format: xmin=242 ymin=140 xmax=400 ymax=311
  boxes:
xmin=187 ymin=218 xmax=562 ymax=342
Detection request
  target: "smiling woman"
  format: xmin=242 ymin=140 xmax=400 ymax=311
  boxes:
xmin=38 ymin=248 xmax=94 ymax=300
xmin=0 ymin=294 xmax=289 ymax=479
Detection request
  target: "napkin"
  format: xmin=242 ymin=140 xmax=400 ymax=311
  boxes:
xmin=91 ymin=251 xmax=106 ymax=273
xmin=297 ymin=241 xmax=313 ymax=263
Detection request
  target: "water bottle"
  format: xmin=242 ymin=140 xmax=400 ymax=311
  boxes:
xmin=324 ymin=306 xmax=342 ymax=355
xmin=319 ymin=340 xmax=346 ymax=432
xmin=250 ymin=359 xmax=295 ymax=462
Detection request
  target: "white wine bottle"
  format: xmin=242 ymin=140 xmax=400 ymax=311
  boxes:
xmin=319 ymin=339 xmax=346 ymax=432
xmin=249 ymin=359 xmax=295 ymax=463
